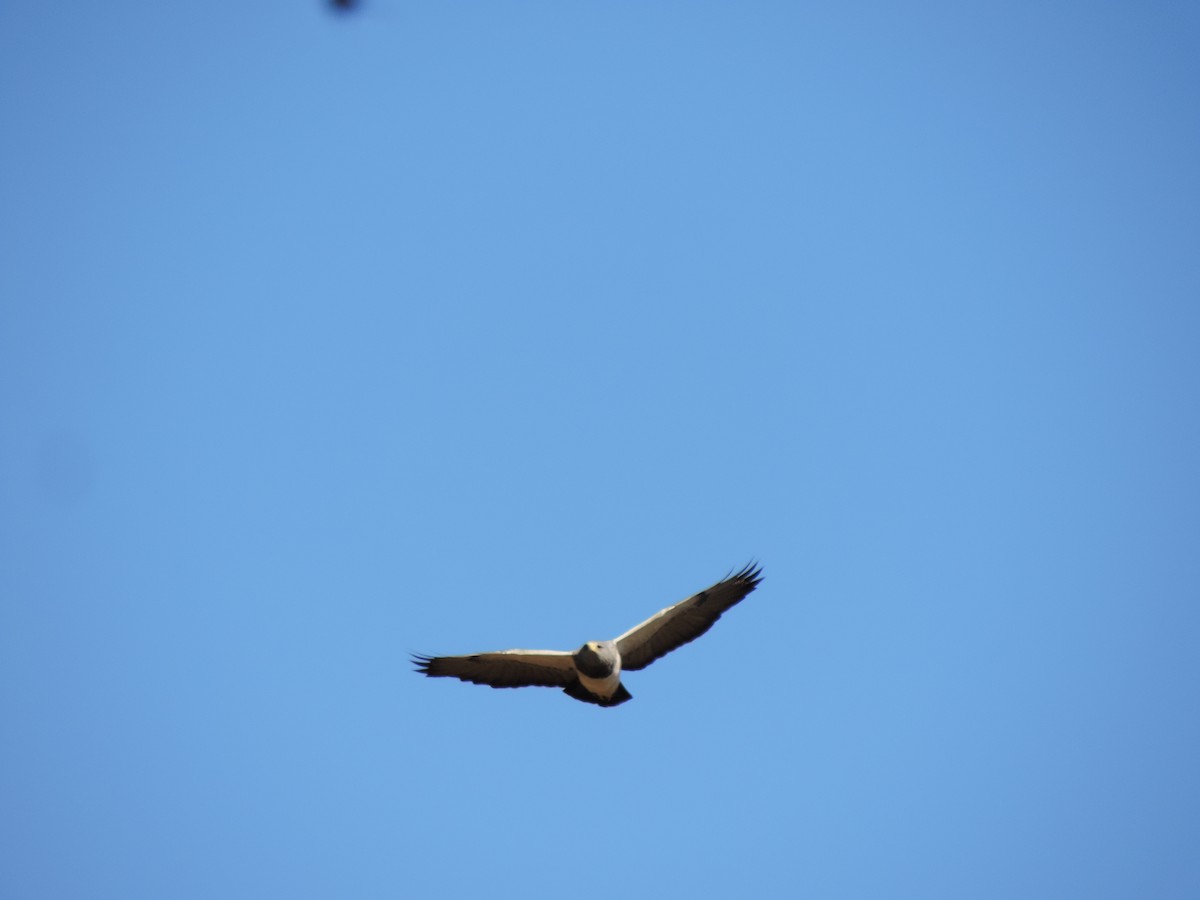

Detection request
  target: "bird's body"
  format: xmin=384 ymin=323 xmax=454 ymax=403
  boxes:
xmin=413 ymin=562 xmax=762 ymax=707
xmin=573 ymin=641 xmax=623 ymax=703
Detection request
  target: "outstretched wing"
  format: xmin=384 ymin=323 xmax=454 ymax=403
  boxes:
xmin=614 ymin=562 xmax=763 ymax=672
xmin=412 ymin=649 xmax=575 ymax=689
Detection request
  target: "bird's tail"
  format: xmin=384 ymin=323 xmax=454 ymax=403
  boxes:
xmin=563 ymin=680 xmax=633 ymax=707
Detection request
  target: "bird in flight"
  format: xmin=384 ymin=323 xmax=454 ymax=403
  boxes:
xmin=413 ymin=562 xmax=762 ymax=707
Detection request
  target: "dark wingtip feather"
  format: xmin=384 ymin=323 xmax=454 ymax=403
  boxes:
xmin=728 ymin=560 xmax=764 ymax=588
xmin=411 ymin=653 xmax=436 ymax=675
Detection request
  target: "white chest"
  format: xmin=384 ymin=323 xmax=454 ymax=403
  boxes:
xmin=577 ymin=661 xmax=622 ymax=699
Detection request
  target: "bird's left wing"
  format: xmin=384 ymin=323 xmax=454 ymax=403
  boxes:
xmin=412 ymin=649 xmax=575 ymax=689
xmin=614 ymin=563 xmax=763 ymax=671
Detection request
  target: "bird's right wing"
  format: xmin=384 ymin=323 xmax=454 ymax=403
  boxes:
xmin=615 ymin=562 xmax=763 ymax=671
xmin=412 ymin=649 xmax=575 ymax=689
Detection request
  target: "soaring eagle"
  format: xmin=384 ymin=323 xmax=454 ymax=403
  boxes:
xmin=413 ymin=562 xmax=762 ymax=707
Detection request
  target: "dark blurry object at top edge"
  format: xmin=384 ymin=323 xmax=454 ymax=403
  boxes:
xmin=329 ymin=0 xmax=358 ymax=11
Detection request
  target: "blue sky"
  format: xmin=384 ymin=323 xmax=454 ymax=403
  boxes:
xmin=2 ymin=2 xmax=1199 ymax=898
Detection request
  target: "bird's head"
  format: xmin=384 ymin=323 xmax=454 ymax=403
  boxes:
xmin=574 ymin=640 xmax=616 ymax=677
